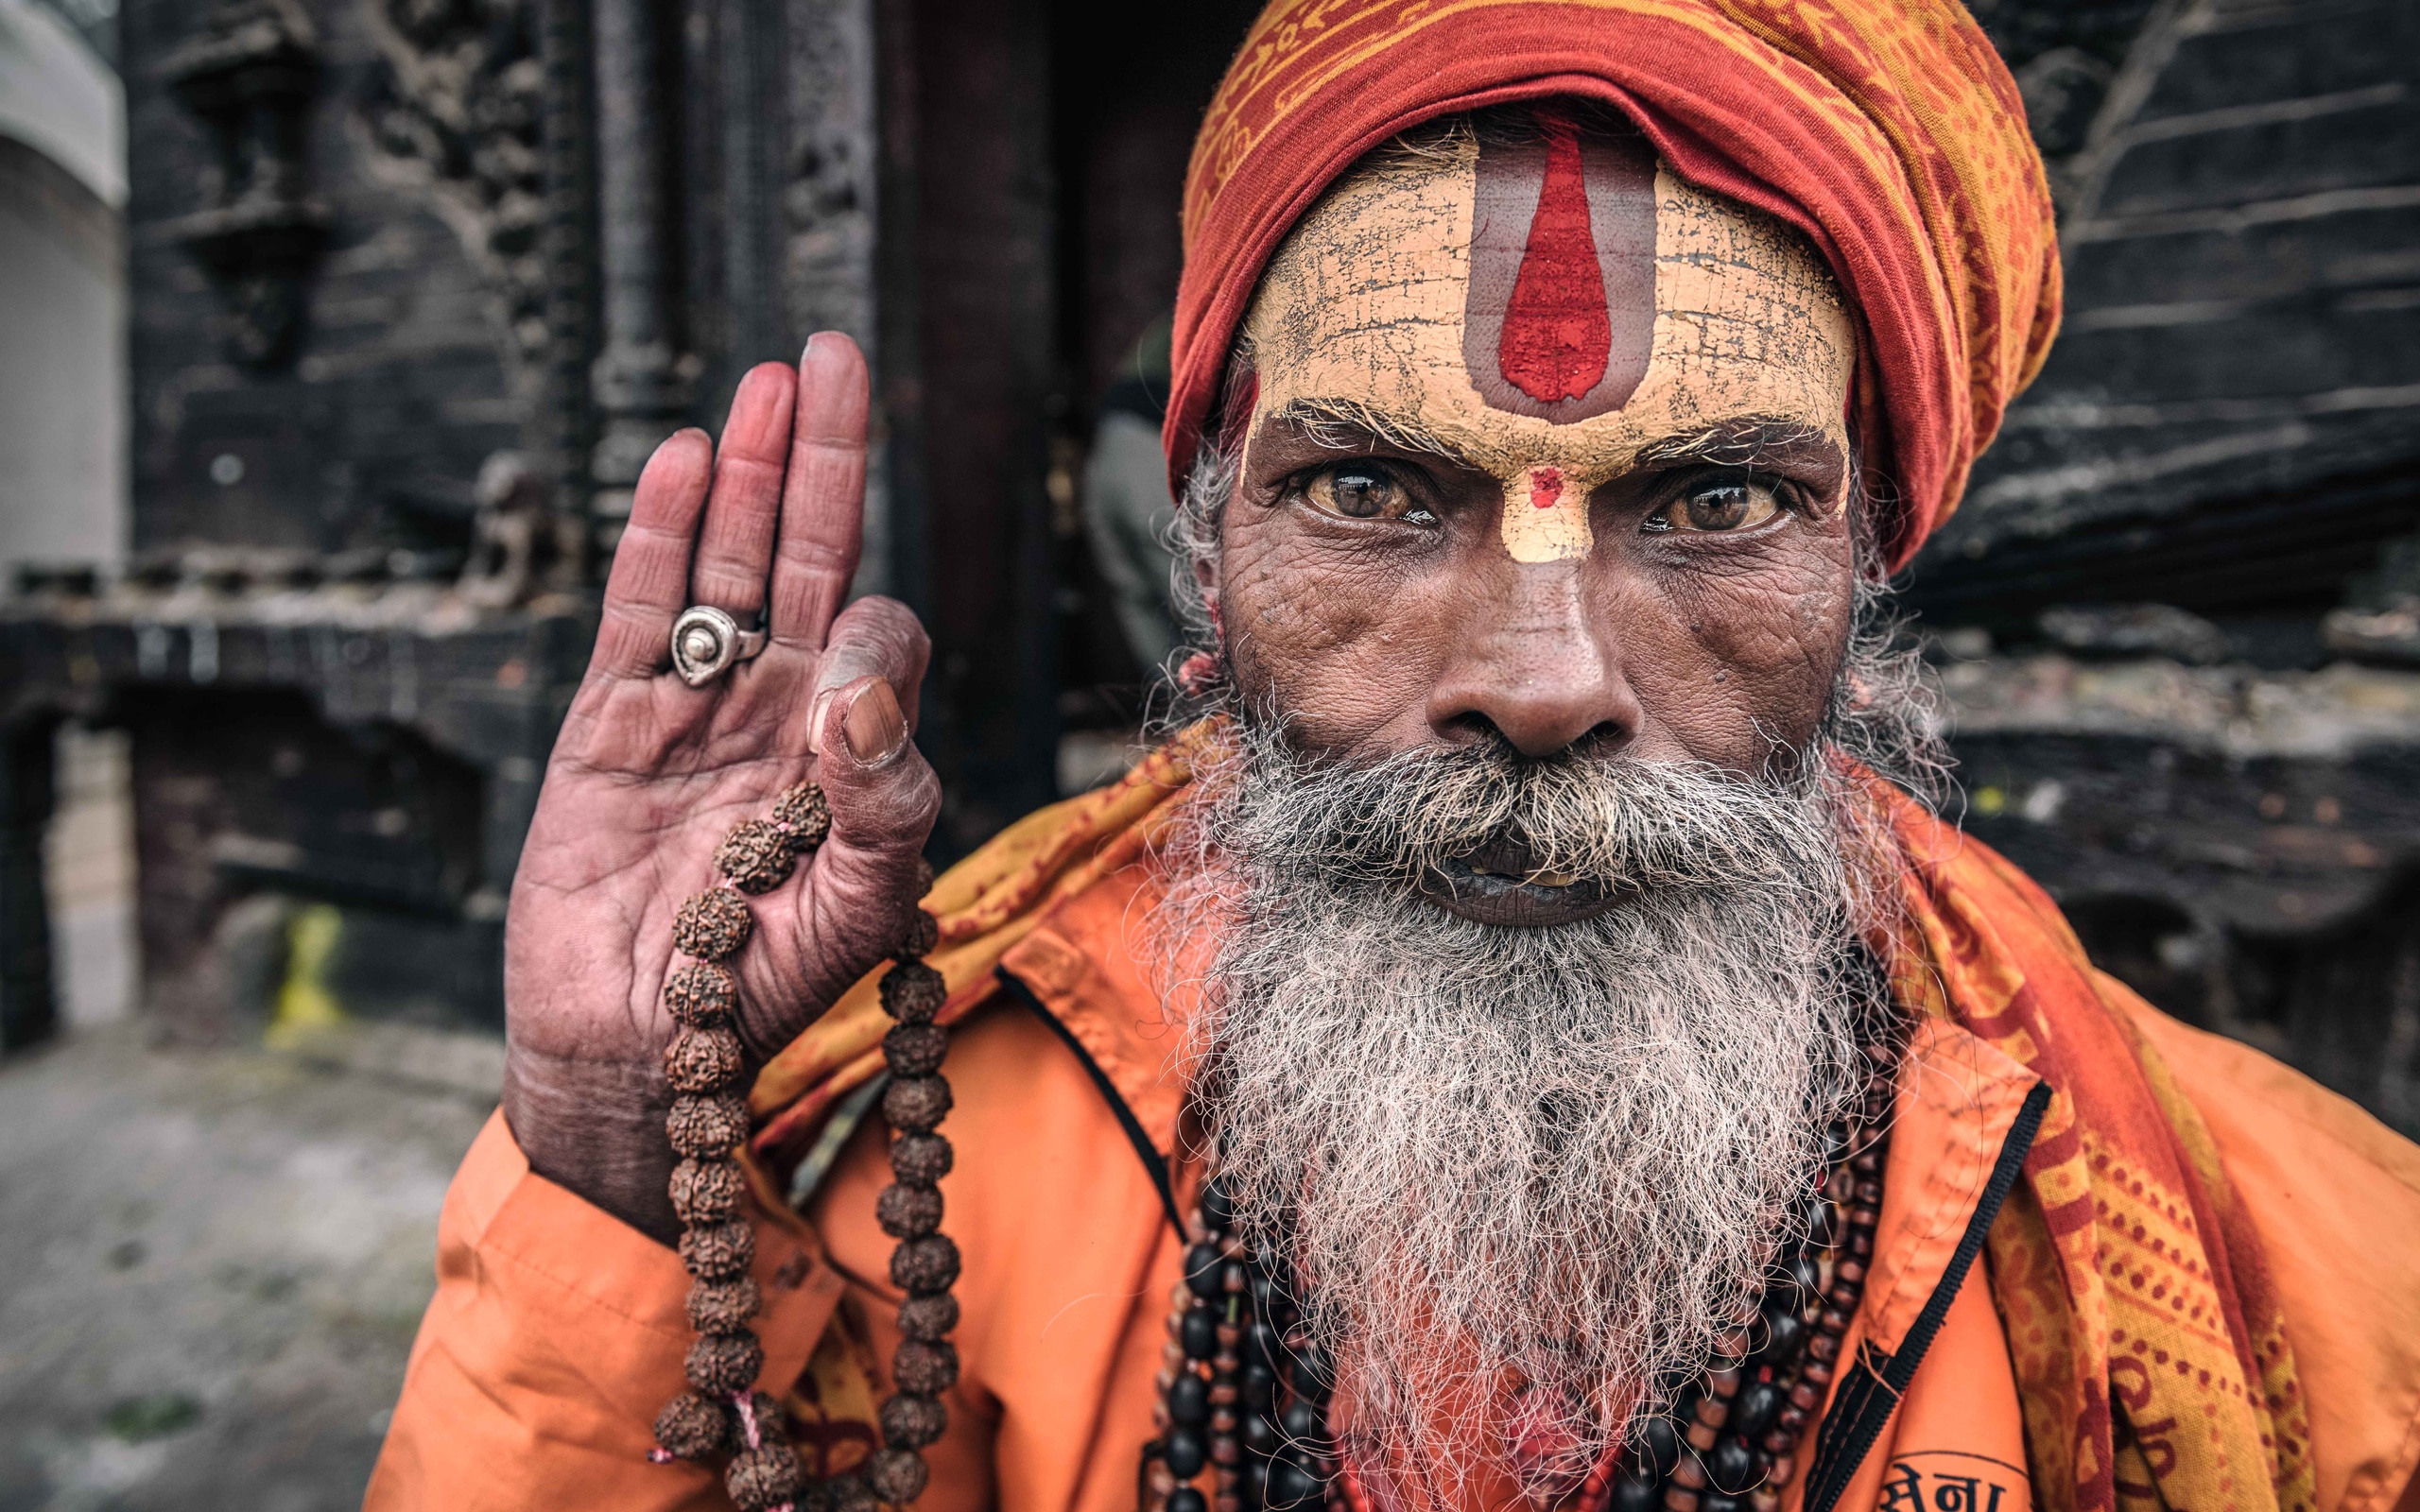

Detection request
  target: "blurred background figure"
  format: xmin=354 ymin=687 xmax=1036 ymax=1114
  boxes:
xmin=0 ymin=0 xmax=2415 ymax=1505
xmin=1080 ymin=314 xmax=1180 ymax=677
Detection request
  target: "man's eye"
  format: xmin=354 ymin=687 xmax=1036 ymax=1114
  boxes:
xmin=1304 ymin=465 xmax=1429 ymax=524
xmin=1649 ymin=478 xmax=1785 ymax=534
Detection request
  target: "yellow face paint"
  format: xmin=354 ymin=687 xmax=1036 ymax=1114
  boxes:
xmin=1239 ymin=129 xmax=1855 ymax=563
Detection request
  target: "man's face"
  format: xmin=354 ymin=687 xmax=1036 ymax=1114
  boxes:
xmin=1181 ymin=119 xmax=1888 ymax=1494
xmin=1207 ymin=119 xmax=1860 ymax=919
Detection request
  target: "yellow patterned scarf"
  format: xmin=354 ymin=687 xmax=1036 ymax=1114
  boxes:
xmin=1861 ymin=772 xmax=2313 ymax=1512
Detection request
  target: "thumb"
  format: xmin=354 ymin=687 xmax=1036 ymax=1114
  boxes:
xmin=808 ymin=676 xmax=941 ymax=964
xmin=735 ymin=674 xmax=939 ymax=1060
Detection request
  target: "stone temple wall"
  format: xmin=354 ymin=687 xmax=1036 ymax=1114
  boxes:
xmin=3 ymin=0 xmax=2416 ymax=1136
xmin=121 ymin=0 xmax=532 ymax=561
xmin=1910 ymin=0 xmax=2420 ymax=1134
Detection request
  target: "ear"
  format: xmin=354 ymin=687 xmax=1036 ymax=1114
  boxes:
xmin=1194 ymin=552 xmax=1224 ymax=647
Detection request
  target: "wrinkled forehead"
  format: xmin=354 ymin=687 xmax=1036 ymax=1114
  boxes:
xmin=1239 ymin=125 xmax=1855 ymax=466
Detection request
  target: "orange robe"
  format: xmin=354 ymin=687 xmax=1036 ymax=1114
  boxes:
xmin=368 ymin=756 xmax=2420 ymax=1512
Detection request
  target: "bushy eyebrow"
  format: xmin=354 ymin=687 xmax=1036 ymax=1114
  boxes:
xmin=1259 ymin=396 xmax=1474 ymax=466
xmin=1255 ymin=402 xmax=1849 ymax=494
xmin=1632 ymin=416 xmax=1847 ymax=492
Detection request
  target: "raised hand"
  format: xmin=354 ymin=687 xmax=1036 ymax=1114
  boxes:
xmin=500 ymin=334 xmax=942 ymax=1242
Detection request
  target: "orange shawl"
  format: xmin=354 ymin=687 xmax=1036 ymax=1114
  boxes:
xmin=1861 ymin=774 xmax=2316 ymax=1512
xmin=751 ymin=743 xmax=2314 ymax=1512
xmin=1160 ymin=0 xmax=2062 ymax=573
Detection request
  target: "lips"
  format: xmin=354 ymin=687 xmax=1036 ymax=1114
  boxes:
xmin=1418 ymin=838 xmax=1624 ymax=928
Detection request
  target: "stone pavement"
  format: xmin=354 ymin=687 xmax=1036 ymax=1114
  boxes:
xmin=0 ymin=1023 xmax=494 ymax=1511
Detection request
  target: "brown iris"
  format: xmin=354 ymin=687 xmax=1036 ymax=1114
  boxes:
xmin=1303 ymin=463 xmax=1431 ymax=524
xmin=1651 ymin=477 xmax=1784 ymax=534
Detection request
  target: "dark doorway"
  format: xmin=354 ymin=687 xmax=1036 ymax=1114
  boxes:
xmin=899 ymin=0 xmax=1259 ymax=856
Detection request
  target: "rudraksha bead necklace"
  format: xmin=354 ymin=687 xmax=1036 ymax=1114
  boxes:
xmin=867 ymin=909 xmax=958 ymax=1505
xmin=648 ymin=779 xmax=959 ymax=1511
xmin=1143 ymin=1059 xmax=1893 ymax=1512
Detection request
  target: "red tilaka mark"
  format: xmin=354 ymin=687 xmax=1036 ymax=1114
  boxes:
xmin=1528 ymin=466 xmax=1564 ymax=509
xmin=1497 ymin=125 xmax=1612 ymax=404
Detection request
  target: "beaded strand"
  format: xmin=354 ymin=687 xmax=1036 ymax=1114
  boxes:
xmin=1145 ymin=1181 xmax=1337 ymax=1512
xmin=865 ymin=903 xmax=957 ymax=1505
xmin=648 ymin=781 xmax=831 ymax=1510
xmin=648 ymin=780 xmax=958 ymax=1511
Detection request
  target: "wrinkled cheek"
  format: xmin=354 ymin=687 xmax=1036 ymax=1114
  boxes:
xmin=1661 ymin=573 xmax=1850 ymax=750
xmin=1236 ymin=561 xmax=1378 ymax=653
xmin=1222 ymin=542 xmax=1443 ymax=747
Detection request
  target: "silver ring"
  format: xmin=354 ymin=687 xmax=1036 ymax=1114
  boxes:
xmin=668 ymin=606 xmax=769 ymax=687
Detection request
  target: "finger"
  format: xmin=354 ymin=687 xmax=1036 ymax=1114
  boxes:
xmin=801 ymin=595 xmax=929 ymax=755
xmin=687 ymin=363 xmax=798 ymax=618
xmin=591 ymin=429 xmax=714 ymax=679
xmin=769 ymin=332 xmax=871 ymax=650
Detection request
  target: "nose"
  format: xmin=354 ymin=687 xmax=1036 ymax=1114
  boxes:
xmin=1426 ymin=559 xmax=1642 ymax=757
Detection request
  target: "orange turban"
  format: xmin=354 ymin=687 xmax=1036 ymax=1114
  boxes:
xmin=1165 ymin=0 xmax=2063 ymax=571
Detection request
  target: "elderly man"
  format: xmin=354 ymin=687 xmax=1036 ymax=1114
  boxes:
xmin=369 ymin=4 xmax=2420 ymax=1512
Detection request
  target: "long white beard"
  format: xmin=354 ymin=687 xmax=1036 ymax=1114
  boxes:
xmin=1161 ymin=724 xmax=1882 ymax=1503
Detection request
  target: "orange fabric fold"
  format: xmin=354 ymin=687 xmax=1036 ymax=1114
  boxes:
xmin=752 ymin=736 xmax=2323 ymax=1512
xmin=745 ymin=730 xmax=1204 ymax=1163
xmin=1861 ymin=771 xmax=2317 ymax=1512
xmin=1161 ymin=0 xmax=2062 ymax=569
xmin=366 ymin=1114 xmax=844 ymax=1512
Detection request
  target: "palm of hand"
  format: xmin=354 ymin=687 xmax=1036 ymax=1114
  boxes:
xmin=500 ymin=335 xmax=939 ymax=1237
xmin=511 ymin=649 xmax=809 ymax=1061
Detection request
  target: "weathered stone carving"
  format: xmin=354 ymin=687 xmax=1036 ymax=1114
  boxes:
xmin=586 ymin=0 xmax=694 ymax=531
xmin=457 ymin=450 xmax=567 ymax=609
xmin=361 ymin=0 xmax=551 ymax=388
xmin=786 ymin=0 xmax=878 ymax=346
xmin=159 ymin=0 xmax=331 ymax=367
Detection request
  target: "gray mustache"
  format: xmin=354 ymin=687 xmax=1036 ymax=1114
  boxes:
xmin=1205 ymin=725 xmax=1839 ymax=897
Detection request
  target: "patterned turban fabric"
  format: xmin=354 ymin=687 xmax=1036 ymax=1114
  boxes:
xmin=1162 ymin=0 xmax=2065 ymax=570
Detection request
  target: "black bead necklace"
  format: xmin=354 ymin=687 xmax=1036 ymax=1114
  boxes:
xmin=1145 ymin=1182 xmax=1340 ymax=1512
xmin=1608 ymin=1062 xmax=1892 ymax=1512
xmin=1141 ymin=1061 xmax=1893 ymax=1512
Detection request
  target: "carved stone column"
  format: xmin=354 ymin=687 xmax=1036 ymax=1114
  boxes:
xmin=787 ymin=0 xmax=891 ymax=594
xmin=589 ymin=0 xmax=693 ymax=537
